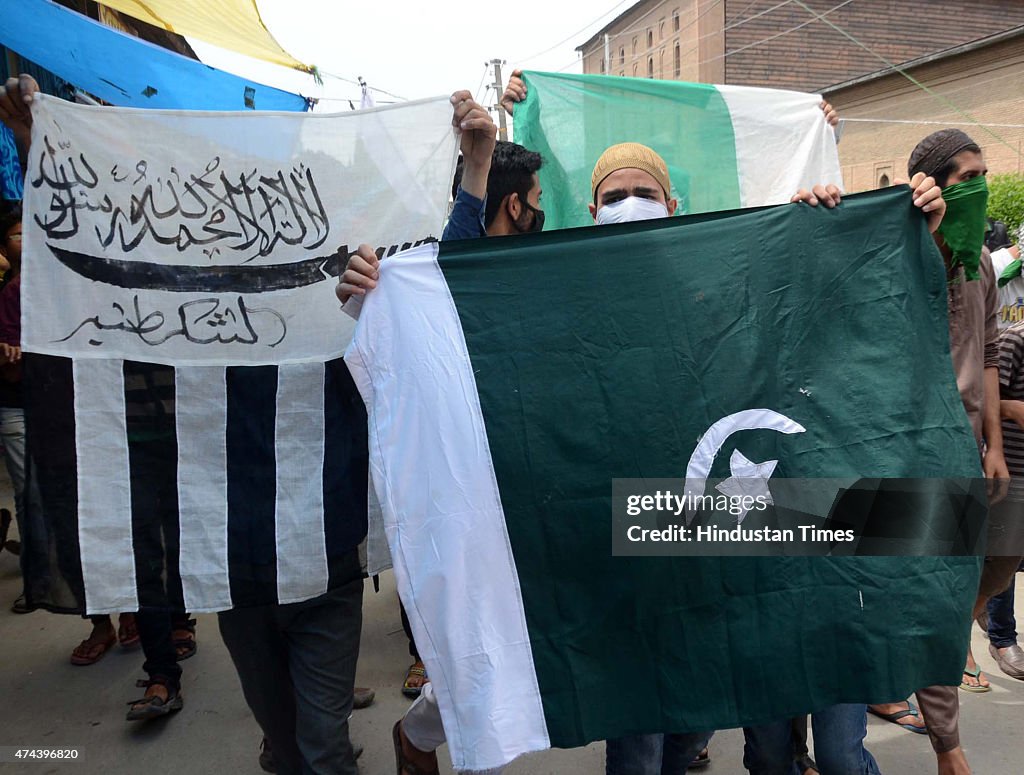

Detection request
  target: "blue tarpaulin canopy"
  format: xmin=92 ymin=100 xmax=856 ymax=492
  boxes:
xmin=0 ymin=0 xmax=309 ymax=112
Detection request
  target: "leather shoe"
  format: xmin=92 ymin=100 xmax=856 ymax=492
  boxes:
xmin=989 ymin=643 xmax=1024 ymax=679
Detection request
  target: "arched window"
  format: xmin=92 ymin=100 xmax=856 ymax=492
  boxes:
xmin=647 ymin=29 xmax=653 ymax=49
xmin=672 ymin=9 xmax=680 ymax=31
xmin=633 ymin=63 xmax=638 ymax=77
xmin=632 ymin=37 xmax=637 ymax=55
xmin=879 ymin=174 xmax=890 ymax=188
xmin=600 ymin=59 xmax=606 ymax=74
xmin=648 ymin=56 xmax=654 ymax=78
xmin=659 ymin=50 xmax=665 ymax=78
xmin=659 ymin=20 xmax=666 ymax=39
xmin=620 ymin=47 xmax=625 ymax=66
xmin=674 ymin=43 xmax=681 ymax=78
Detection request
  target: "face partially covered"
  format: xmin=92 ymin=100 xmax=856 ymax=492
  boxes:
xmin=589 ymin=168 xmax=677 ymax=223
xmin=945 ymin=149 xmax=987 ymax=187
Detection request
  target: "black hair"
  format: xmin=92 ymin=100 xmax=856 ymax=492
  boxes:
xmin=0 ymin=201 xmax=22 ymax=239
xmin=483 ymin=142 xmax=543 ymax=228
xmin=928 ymin=144 xmax=982 ymax=188
xmin=451 ymin=142 xmax=543 ymax=229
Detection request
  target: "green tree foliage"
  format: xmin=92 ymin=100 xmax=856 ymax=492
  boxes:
xmin=988 ymin=173 xmax=1024 ymax=242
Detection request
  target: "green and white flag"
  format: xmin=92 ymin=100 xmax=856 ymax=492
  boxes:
xmin=346 ymin=188 xmax=981 ymax=771
xmin=515 ymin=71 xmax=843 ymax=230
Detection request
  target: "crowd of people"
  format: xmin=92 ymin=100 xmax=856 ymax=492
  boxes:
xmin=1 ymin=63 xmax=1023 ymax=775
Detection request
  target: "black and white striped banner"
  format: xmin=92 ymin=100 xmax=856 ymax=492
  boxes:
xmin=21 ymin=95 xmax=456 ymax=613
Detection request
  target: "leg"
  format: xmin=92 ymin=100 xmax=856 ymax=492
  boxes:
xmin=218 ymin=605 xmax=303 ymax=775
xmin=742 ymin=721 xmax=799 ymax=775
xmin=279 ymin=562 xmax=362 ymax=775
xmin=915 ymin=685 xmax=959 ymax=752
xmin=809 ymin=704 xmax=880 ymax=775
xmin=987 ymin=581 xmax=1016 ymax=648
xmin=401 ymin=601 xmax=429 ymax=695
xmin=661 ymin=731 xmax=714 ymax=773
xmin=127 ymin=608 xmax=184 ymax=720
xmin=135 ymin=608 xmax=181 ymax=686
xmin=605 ymin=734 xmax=665 ymax=775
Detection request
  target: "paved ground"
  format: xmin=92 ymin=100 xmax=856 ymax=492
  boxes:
xmin=1 ymin=509 xmax=1022 ymax=773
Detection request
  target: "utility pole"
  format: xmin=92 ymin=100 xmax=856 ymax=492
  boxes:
xmin=489 ymin=58 xmax=508 ymax=141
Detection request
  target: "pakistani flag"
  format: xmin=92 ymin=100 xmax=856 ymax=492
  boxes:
xmin=515 ymin=71 xmax=843 ymax=230
xmin=346 ymin=188 xmax=982 ymax=772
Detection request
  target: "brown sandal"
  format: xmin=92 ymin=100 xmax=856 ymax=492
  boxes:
xmin=70 ymin=632 xmax=117 ymax=666
xmin=118 ymin=613 xmax=140 ymax=649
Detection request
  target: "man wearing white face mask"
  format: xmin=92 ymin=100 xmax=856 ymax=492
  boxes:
xmin=588 ymin=142 xmax=677 ymax=227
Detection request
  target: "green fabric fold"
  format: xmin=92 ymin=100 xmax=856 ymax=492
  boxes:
xmin=937 ymin=175 xmax=989 ymax=281
xmin=999 ymin=258 xmax=1022 ymax=288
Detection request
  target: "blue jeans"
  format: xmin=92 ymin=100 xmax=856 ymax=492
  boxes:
xmin=744 ymin=705 xmax=880 ymax=775
xmin=606 ymin=731 xmax=712 ymax=775
xmin=987 ymin=573 xmax=1018 ymax=648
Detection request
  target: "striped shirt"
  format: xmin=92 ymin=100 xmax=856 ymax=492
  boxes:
xmin=998 ymin=322 xmax=1024 ymax=475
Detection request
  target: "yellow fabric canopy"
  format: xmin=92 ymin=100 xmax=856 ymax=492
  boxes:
xmin=98 ymin=0 xmax=313 ymax=73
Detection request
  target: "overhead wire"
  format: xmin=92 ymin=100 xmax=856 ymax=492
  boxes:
xmin=788 ymin=0 xmax=1022 ymax=159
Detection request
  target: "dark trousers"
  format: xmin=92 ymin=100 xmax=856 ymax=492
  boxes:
xmin=218 ymin=552 xmax=363 ymax=775
xmin=987 ymin=568 xmax=1020 ymax=648
xmin=400 ymin=601 xmax=420 ymax=660
xmin=136 ymin=609 xmax=182 ymax=687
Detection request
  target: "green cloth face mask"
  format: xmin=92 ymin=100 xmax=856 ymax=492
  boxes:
xmin=936 ymin=174 xmax=989 ymax=281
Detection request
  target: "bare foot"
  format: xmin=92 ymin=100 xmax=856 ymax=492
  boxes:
xmin=961 ymin=650 xmax=990 ymax=690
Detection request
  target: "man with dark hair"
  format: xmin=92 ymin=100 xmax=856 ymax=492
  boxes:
xmin=439 ymin=139 xmax=544 ymax=243
xmin=866 ymin=128 xmax=1006 ymax=775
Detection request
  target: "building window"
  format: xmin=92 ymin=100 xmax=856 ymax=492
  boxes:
xmin=659 ymin=50 xmax=665 ymax=78
xmin=633 ymin=63 xmax=638 ymax=76
xmin=674 ymin=43 xmax=680 ymax=78
xmin=673 ymin=9 xmax=679 ymax=31
xmin=647 ymin=29 xmax=653 ymax=50
xmin=620 ymin=47 xmax=625 ymax=66
xmin=659 ymin=19 xmax=666 ymax=39
xmin=648 ymin=56 xmax=654 ymax=78
xmin=600 ymin=59 xmax=606 ymax=74
xmin=632 ymin=37 xmax=637 ymax=55
xmin=879 ymin=173 xmax=890 ymax=187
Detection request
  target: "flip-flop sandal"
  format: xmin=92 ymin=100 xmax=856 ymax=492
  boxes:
xmin=960 ymin=666 xmax=992 ymax=693
xmin=118 ymin=613 xmax=141 ymax=649
xmin=173 ymin=619 xmax=198 ymax=661
xmin=867 ymin=701 xmax=929 ymax=734
xmin=688 ymin=747 xmax=711 ymax=769
xmin=126 ymin=678 xmax=183 ymax=721
xmin=70 ymin=633 xmax=117 ymax=666
xmin=392 ymin=720 xmax=439 ymax=775
xmin=402 ymin=662 xmax=429 ymax=698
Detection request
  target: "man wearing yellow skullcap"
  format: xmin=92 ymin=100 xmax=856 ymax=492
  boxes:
xmin=588 ymin=142 xmax=677 ymax=225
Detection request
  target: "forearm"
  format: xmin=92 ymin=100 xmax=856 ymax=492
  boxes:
xmin=460 ymin=159 xmax=488 ymax=201
xmin=1001 ymin=399 xmax=1024 ymax=423
xmin=984 ymin=366 xmax=1004 ymax=454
